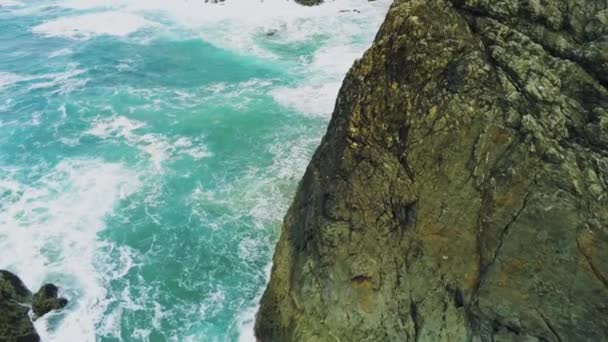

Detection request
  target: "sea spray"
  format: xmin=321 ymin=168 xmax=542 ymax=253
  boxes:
xmin=0 ymin=0 xmax=391 ymax=340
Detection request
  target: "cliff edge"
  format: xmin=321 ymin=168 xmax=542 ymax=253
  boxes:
xmin=256 ymin=0 xmax=608 ymax=341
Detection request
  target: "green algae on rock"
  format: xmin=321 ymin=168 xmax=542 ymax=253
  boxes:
xmin=255 ymin=0 xmax=608 ymax=341
xmin=0 ymin=271 xmax=68 ymax=341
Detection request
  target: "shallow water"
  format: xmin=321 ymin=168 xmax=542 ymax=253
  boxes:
xmin=0 ymin=0 xmax=390 ymax=340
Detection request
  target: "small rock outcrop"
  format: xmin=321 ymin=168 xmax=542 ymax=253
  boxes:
xmin=0 ymin=271 xmax=68 ymax=341
xmin=32 ymin=284 xmax=68 ymax=320
xmin=256 ymin=0 xmax=607 ymax=341
xmin=294 ymin=0 xmax=324 ymax=6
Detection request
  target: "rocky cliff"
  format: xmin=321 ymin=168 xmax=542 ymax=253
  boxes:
xmin=256 ymin=0 xmax=608 ymax=341
xmin=0 ymin=271 xmax=68 ymax=341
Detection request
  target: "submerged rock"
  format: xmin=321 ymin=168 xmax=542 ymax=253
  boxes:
xmin=294 ymin=0 xmax=324 ymax=6
xmin=0 ymin=271 xmax=68 ymax=341
xmin=256 ymin=0 xmax=607 ymax=341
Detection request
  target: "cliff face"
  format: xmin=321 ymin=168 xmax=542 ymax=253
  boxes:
xmin=256 ymin=0 xmax=608 ymax=341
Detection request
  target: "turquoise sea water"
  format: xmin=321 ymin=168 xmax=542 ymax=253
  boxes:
xmin=0 ymin=1 xmax=389 ymax=340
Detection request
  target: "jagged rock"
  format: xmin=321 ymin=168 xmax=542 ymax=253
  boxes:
xmin=0 ymin=271 xmax=68 ymax=341
xmin=32 ymin=284 xmax=68 ymax=319
xmin=256 ymin=0 xmax=608 ymax=341
xmin=0 ymin=271 xmax=39 ymax=342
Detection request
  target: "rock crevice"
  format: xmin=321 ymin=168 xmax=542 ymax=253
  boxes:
xmin=255 ymin=0 xmax=608 ymax=340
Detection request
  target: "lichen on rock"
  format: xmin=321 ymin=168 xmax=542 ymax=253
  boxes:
xmin=255 ymin=0 xmax=608 ymax=341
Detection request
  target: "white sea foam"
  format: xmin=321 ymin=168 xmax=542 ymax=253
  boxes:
xmin=116 ymin=59 xmax=136 ymax=71
xmin=34 ymin=0 xmax=389 ymax=117
xmin=271 ymin=81 xmax=341 ymax=116
xmin=87 ymin=116 xmax=211 ymax=170
xmin=155 ymin=0 xmax=388 ymax=116
xmin=173 ymin=137 xmax=212 ymax=160
xmin=208 ymin=132 xmax=321 ymax=340
xmin=48 ymin=0 xmax=389 ymax=58
xmin=192 ymin=79 xmax=274 ymax=111
xmin=4 ymin=1 xmax=392 ymax=340
xmin=198 ymin=289 xmax=225 ymax=318
xmin=236 ymin=263 xmax=272 ymax=342
xmin=0 ymin=68 xmax=87 ymax=94
xmin=0 ymin=72 xmax=26 ymax=88
xmin=60 ymin=0 xmax=125 ymax=10
xmin=32 ymin=11 xmax=156 ymax=40
xmin=48 ymin=48 xmax=74 ymax=58
xmin=28 ymin=67 xmax=88 ymax=94
xmin=0 ymin=159 xmax=140 ymax=341
xmin=271 ymin=36 xmax=382 ymax=115
xmin=0 ymin=71 xmax=50 ymax=89
xmin=86 ymin=115 xmax=145 ymax=139
xmin=0 ymin=0 xmax=23 ymax=7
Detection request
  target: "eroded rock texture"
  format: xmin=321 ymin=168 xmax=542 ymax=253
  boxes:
xmin=256 ymin=0 xmax=608 ymax=341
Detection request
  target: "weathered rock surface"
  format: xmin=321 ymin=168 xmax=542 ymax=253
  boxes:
xmin=0 ymin=271 xmax=37 ymax=342
xmin=0 ymin=271 xmax=68 ymax=341
xmin=256 ymin=0 xmax=608 ymax=341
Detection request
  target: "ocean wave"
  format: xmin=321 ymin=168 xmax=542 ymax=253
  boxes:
xmin=235 ymin=263 xmax=272 ymax=342
xmin=0 ymin=68 xmax=87 ymax=94
xmin=32 ymin=11 xmax=157 ymax=40
xmin=47 ymin=0 xmax=389 ymax=61
xmin=48 ymin=48 xmax=74 ymax=58
xmin=0 ymin=159 xmax=141 ymax=341
xmin=86 ymin=116 xmax=211 ymax=170
xmin=0 ymin=0 xmax=23 ymax=7
xmin=33 ymin=0 xmax=390 ymax=117
xmin=1 ymin=1 xmax=393 ymax=340
xmin=271 ymin=81 xmax=341 ymax=117
xmin=0 ymin=72 xmax=27 ymax=89
xmin=28 ymin=67 xmax=88 ymax=94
